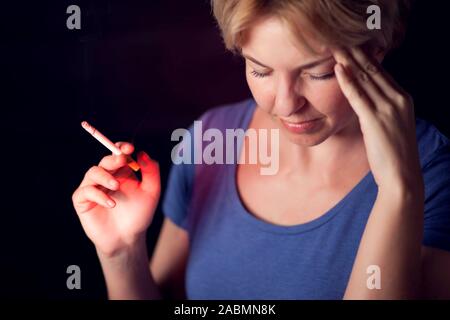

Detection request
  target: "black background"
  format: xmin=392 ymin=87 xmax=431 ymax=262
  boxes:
xmin=1 ymin=0 xmax=449 ymax=298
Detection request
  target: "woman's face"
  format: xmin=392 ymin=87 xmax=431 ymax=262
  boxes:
xmin=241 ymin=16 xmax=359 ymax=146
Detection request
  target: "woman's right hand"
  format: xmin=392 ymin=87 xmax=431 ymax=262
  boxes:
xmin=72 ymin=142 xmax=161 ymax=257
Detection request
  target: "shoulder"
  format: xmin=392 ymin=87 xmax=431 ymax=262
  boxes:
xmin=415 ymin=117 xmax=450 ymax=167
xmin=197 ymin=97 xmax=256 ymax=131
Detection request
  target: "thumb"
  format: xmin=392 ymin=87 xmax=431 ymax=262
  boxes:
xmin=137 ymin=151 xmax=161 ymax=196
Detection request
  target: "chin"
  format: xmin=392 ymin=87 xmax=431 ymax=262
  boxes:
xmin=283 ymin=130 xmax=331 ymax=147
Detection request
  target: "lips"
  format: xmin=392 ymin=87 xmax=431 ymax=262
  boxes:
xmin=279 ymin=117 xmax=322 ymax=133
xmin=282 ymin=118 xmax=319 ymax=125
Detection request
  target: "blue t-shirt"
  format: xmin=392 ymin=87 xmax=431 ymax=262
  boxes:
xmin=162 ymin=98 xmax=450 ymax=299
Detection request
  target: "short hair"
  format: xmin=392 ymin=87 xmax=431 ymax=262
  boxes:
xmin=210 ymin=0 xmax=412 ymax=55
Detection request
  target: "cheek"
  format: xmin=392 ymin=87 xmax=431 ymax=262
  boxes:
xmin=307 ymin=80 xmax=353 ymax=119
xmin=246 ymin=72 xmax=355 ymax=121
xmin=246 ymin=73 xmax=274 ymax=112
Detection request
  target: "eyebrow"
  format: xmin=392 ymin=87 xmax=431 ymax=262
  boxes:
xmin=242 ymin=53 xmax=334 ymax=71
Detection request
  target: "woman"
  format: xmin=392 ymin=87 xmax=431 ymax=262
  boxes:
xmin=72 ymin=0 xmax=450 ymax=299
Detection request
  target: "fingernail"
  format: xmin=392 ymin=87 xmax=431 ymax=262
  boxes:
xmin=140 ymin=152 xmax=150 ymax=161
xmin=109 ymin=180 xmax=119 ymax=189
xmin=335 ymin=63 xmax=344 ymax=74
xmin=106 ymin=199 xmax=115 ymax=207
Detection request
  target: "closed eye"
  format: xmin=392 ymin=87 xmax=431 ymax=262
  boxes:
xmin=250 ymin=70 xmax=335 ymax=81
xmin=308 ymin=72 xmax=335 ymax=81
xmin=250 ymin=70 xmax=270 ymax=78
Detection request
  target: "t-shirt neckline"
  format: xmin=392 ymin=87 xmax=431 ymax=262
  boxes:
xmin=226 ymin=98 xmax=374 ymax=235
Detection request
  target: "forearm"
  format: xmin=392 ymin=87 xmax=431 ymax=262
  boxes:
xmin=97 ymin=235 xmax=162 ymax=300
xmin=344 ymin=184 xmax=424 ymax=299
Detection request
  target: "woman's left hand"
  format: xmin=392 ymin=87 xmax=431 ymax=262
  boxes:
xmin=332 ymin=47 xmax=423 ymax=195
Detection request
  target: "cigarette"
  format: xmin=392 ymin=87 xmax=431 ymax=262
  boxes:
xmin=81 ymin=121 xmax=140 ymax=172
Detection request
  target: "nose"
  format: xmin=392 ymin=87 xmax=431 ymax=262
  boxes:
xmin=273 ymin=74 xmax=306 ymax=117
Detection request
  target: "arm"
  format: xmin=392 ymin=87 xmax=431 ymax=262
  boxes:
xmin=344 ymin=185 xmax=424 ymax=299
xmin=71 ymin=142 xmax=163 ymax=300
xmin=344 ymin=186 xmax=450 ymax=299
xmin=97 ymin=216 xmax=190 ymax=300
xmin=331 ymin=47 xmax=425 ymax=299
xmin=98 ymin=234 xmax=162 ymax=300
xmin=150 ymin=217 xmax=190 ymax=299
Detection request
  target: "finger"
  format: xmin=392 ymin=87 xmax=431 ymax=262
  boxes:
xmin=98 ymin=153 xmax=128 ymax=172
xmin=73 ymin=185 xmax=116 ymax=213
xmin=137 ymin=151 xmax=161 ymax=196
xmin=350 ymin=47 xmax=408 ymax=102
xmin=332 ymin=48 xmax=388 ymax=107
xmin=115 ymin=141 xmax=135 ymax=155
xmin=114 ymin=164 xmax=135 ymax=181
xmin=80 ymin=165 xmax=120 ymax=190
xmin=334 ymin=63 xmax=375 ymax=119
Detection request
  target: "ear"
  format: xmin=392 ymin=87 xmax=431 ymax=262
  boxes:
xmin=373 ymin=46 xmax=386 ymax=63
xmin=361 ymin=42 xmax=387 ymax=63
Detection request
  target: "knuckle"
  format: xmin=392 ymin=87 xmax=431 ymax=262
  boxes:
xmin=100 ymin=172 xmax=112 ymax=183
xmin=358 ymin=71 xmax=369 ymax=82
xmin=396 ymin=93 xmax=410 ymax=107
xmin=91 ymin=166 xmax=105 ymax=179
xmin=385 ymin=106 xmax=395 ymax=117
xmin=85 ymin=185 xmax=102 ymax=199
xmin=101 ymin=154 xmax=114 ymax=164
xmin=82 ymin=185 xmax=93 ymax=194
xmin=87 ymin=165 xmax=100 ymax=176
xmin=365 ymin=62 xmax=379 ymax=75
xmin=71 ymin=189 xmax=79 ymax=203
xmin=84 ymin=168 xmax=92 ymax=179
xmin=380 ymin=103 xmax=398 ymax=119
xmin=404 ymin=93 xmax=413 ymax=105
xmin=79 ymin=186 xmax=89 ymax=199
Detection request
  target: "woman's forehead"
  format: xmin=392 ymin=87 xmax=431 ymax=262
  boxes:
xmin=242 ymin=15 xmax=330 ymax=60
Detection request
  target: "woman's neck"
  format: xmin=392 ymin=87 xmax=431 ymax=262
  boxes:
xmin=253 ymin=107 xmax=369 ymax=186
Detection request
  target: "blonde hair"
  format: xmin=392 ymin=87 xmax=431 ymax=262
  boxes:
xmin=211 ymin=0 xmax=412 ymax=55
